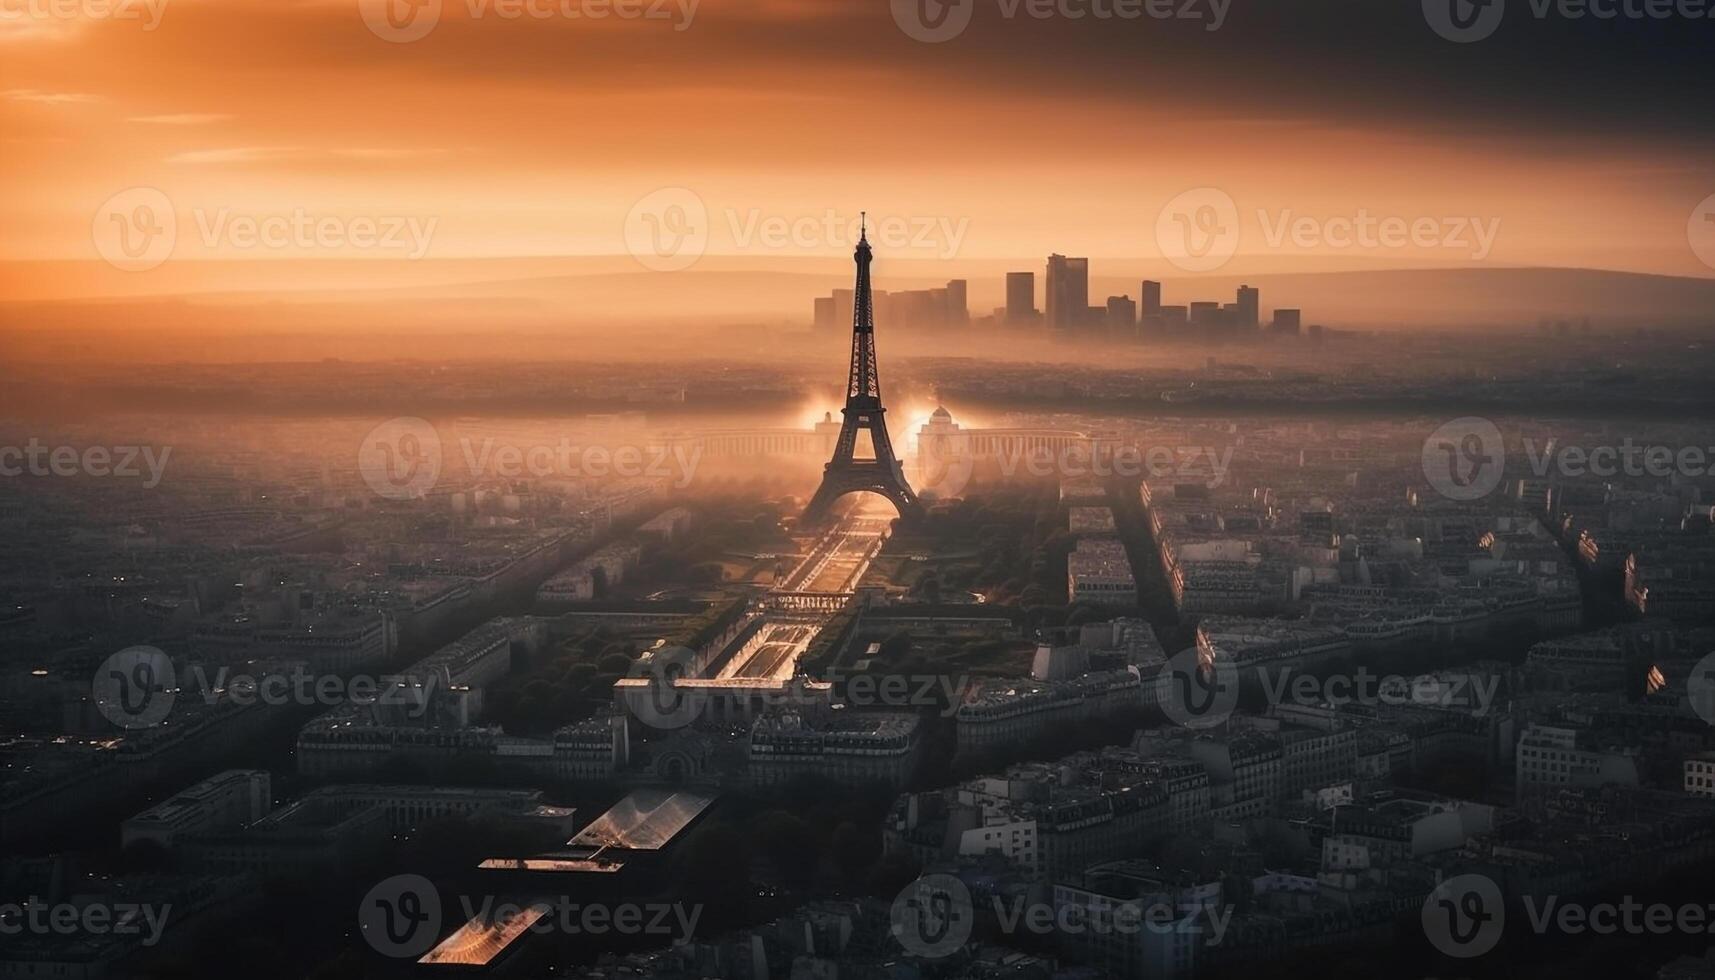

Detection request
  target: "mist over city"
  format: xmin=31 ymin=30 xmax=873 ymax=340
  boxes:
xmin=3 ymin=2 xmax=1715 ymax=980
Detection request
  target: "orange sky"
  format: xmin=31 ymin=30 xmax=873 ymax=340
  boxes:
xmin=3 ymin=0 xmax=1713 ymax=283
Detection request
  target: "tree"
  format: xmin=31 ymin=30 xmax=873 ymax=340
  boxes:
xmin=866 ymin=850 xmax=922 ymax=897
xmin=916 ymin=574 xmax=942 ymax=603
xmin=752 ymin=810 xmax=818 ymax=890
xmin=117 ymin=838 xmax=174 ymax=873
xmin=673 ymin=824 xmax=753 ymax=917
xmin=831 ymin=821 xmax=880 ymax=882
xmin=879 ymin=630 xmax=912 ymax=660
xmin=1066 ymin=603 xmax=1104 ymax=629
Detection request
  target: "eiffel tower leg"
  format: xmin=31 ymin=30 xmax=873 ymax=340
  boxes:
xmin=801 ymin=479 xmax=845 ymax=525
xmin=802 ymin=469 xmax=923 ymax=526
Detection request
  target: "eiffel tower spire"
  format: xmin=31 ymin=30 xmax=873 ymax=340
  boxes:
xmin=802 ymin=211 xmax=922 ymax=524
xmin=847 ymin=213 xmax=880 ymax=402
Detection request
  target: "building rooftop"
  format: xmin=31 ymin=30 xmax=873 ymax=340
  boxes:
xmin=567 ymin=788 xmax=715 ymax=852
xmin=418 ymin=901 xmax=549 ymax=966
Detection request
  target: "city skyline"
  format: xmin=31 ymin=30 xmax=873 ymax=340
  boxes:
xmin=814 ymin=251 xmax=1306 ymax=337
xmin=5 ymin=3 xmax=1715 ymax=978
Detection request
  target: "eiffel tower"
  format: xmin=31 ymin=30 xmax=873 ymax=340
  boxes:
xmin=802 ymin=214 xmax=923 ymax=524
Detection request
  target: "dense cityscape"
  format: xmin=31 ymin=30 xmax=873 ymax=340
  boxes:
xmin=4 ymin=1 xmax=1715 ymax=978
xmin=814 ymin=260 xmax=1312 ymax=339
xmin=6 ymin=224 xmax=1715 ymax=977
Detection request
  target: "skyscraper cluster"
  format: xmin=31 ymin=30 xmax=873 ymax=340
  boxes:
xmin=810 ymin=256 xmax=1313 ymax=341
xmin=1012 ymin=256 xmax=1307 ymax=339
xmin=813 ymin=279 xmax=968 ymax=331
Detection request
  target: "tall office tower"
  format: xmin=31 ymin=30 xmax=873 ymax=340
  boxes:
xmin=1046 ymin=255 xmax=1067 ymax=328
xmin=1273 ymin=308 xmax=1302 ymax=334
xmin=1006 ymin=272 xmax=1036 ymax=324
xmin=902 ymin=290 xmax=938 ymax=327
xmin=1189 ymin=301 xmax=1222 ymax=327
xmin=1106 ymin=295 xmax=1137 ymax=331
xmin=927 ymin=287 xmax=949 ymax=326
xmin=946 ymin=279 xmax=968 ymax=324
xmin=1141 ymin=280 xmax=1162 ymax=318
xmin=1046 ymin=254 xmax=1090 ymax=330
xmin=833 ymin=288 xmax=855 ymax=331
xmin=1236 ymin=284 xmax=1260 ymax=328
xmin=814 ymin=296 xmax=835 ymax=330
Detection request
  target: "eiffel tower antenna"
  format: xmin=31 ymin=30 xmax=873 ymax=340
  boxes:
xmin=801 ymin=210 xmax=922 ymax=524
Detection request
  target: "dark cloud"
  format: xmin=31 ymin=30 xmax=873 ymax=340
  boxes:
xmin=53 ymin=0 xmax=1711 ymax=156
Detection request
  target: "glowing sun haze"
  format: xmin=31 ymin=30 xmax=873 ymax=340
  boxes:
xmin=2 ymin=0 xmax=1711 ymax=280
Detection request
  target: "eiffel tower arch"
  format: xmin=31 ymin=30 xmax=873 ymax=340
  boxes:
xmin=802 ymin=215 xmax=923 ymax=525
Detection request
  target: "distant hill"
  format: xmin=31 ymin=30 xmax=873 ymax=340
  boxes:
xmin=2 ymin=261 xmax=1711 ymax=355
xmin=1094 ymin=267 xmax=1715 ymax=331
